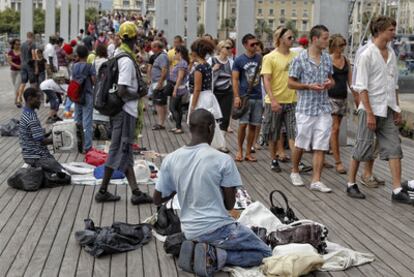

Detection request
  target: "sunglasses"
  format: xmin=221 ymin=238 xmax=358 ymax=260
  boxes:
xmin=249 ymin=42 xmax=258 ymax=47
xmin=286 ymin=36 xmax=295 ymax=41
xmin=225 ymin=46 xmax=231 ymax=50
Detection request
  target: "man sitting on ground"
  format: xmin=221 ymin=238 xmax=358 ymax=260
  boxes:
xmin=153 ymin=109 xmax=272 ymax=277
xmin=19 ymin=87 xmax=61 ymax=169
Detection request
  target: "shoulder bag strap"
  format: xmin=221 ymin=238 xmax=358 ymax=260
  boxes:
xmin=246 ymin=57 xmax=262 ymax=96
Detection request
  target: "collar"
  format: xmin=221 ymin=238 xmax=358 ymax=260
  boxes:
xmin=23 ymin=107 xmax=35 ymax=113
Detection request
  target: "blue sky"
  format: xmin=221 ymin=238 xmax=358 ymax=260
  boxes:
xmin=101 ymin=0 xmax=112 ymax=10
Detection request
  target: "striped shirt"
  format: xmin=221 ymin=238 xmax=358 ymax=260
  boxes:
xmin=19 ymin=107 xmax=51 ymax=160
xmin=289 ymin=50 xmax=333 ymax=116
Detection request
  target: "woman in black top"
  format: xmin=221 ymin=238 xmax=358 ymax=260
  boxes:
xmin=328 ymin=34 xmax=355 ymax=174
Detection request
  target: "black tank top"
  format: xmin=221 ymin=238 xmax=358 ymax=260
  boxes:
xmin=328 ymin=58 xmax=349 ymax=99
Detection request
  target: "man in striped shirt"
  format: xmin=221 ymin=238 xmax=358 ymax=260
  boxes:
xmin=19 ymin=88 xmax=54 ymax=166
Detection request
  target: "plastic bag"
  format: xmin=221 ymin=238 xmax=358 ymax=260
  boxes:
xmin=93 ymin=165 xmax=125 ymax=179
xmin=211 ymin=122 xmax=226 ymax=149
xmin=0 ymin=118 xmax=19 ymax=137
xmin=85 ymin=149 xmax=108 ymax=166
xmin=7 ymin=167 xmax=44 ymax=191
xmin=164 ymin=232 xmax=185 ymax=257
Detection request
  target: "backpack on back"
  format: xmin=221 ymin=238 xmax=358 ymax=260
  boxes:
xmin=93 ymin=53 xmax=148 ymax=117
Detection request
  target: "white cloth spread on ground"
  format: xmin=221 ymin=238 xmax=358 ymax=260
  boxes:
xmin=221 ymin=202 xmax=375 ymax=277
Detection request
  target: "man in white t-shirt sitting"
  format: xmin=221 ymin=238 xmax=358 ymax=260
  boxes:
xmin=44 ymin=36 xmax=59 ymax=78
xmin=40 ymin=77 xmax=67 ymax=123
xmin=153 ymin=109 xmax=271 ymax=277
xmin=94 ymin=22 xmax=153 ymax=205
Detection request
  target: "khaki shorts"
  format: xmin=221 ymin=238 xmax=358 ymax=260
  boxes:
xmin=352 ymin=109 xmax=403 ymax=161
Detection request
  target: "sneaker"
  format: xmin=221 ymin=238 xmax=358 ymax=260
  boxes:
xmin=310 ymin=182 xmax=332 ymax=193
xmin=271 ymin=159 xmax=281 ymax=172
xmin=95 ymin=190 xmax=121 ymax=202
xmin=290 ymin=172 xmax=304 ymax=186
xmin=178 ymin=240 xmax=195 ymax=273
xmin=131 ymin=190 xmax=153 ymax=205
xmin=347 ymin=184 xmax=366 ymax=199
xmin=360 ymin=175 xmax=379 ymax=188
xmin=392 ymin=190 xmax=414 ymax=205
xmin=299 ymin=162 xmax=312 ymax=173
xmin=193 ymin=243 xmax=217 ymax=277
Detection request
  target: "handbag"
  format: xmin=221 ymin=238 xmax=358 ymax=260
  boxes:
xmin=269 ymin=190 xmax=298 ymax=224
xmin=163 ymin=232 xmax=185 ymax=257
xmin=232 ymin=58 xmax=262 ymax=120
xmin=154 ymin=199 xmax=181 ymax=236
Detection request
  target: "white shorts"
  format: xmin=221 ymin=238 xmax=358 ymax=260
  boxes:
xmin=295 ymin=112 xmax=332 ymax=151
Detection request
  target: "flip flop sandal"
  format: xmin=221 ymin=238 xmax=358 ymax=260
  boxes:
xmin=152 ymin=124 xmax=165 ymax=130
xmin=174 ymin=129 xmax=184 ymax=134
xmin=234 ymin=155 xmax=243 ymax=162
xmin=169 ymin=128 xmax=178 ymax=132
xmin=178 ymin=240 xmax=195 ymax=273
xmin=278 ymin=155 xmax=290 ymax=163
xmin=245 ymin=156 xmax=257 ymax=162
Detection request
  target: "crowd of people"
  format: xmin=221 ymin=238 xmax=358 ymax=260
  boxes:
xmin=6 ymin=11 xmax=414 ymax=277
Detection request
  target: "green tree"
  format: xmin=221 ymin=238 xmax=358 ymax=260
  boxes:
xmin=285 ymin=20 xmax=298 ymax=38
xmin=221 ymin=18 xmax=235 ymax=38
xmin=0 ymin=8 xmax=20 ymax=33
xmin=33 ymin=8 xmax=45 ymax=34
xmin=255 ymin=19 xmax=272 ymax=42
xmin=86 ymin=7 xmax=98 ymax=25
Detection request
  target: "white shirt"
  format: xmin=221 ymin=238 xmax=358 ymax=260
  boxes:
xmin=44 ymin=43 xmax=58 ymax=69
xmin=115 ymin=48 xmax=138 ymax=118
xmin=351 ymin=39 xmax=373 ymax=87
xmin=353 ymin=43 xmax=401 ymax=117
xmin=40 ymin=79 xmax=68 ymax=94
xmin=107 ymin=43 xmax=116 ymax=58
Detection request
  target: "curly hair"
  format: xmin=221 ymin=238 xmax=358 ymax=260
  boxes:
xmin=370 ymin=16 xmax=396 ymax=37
xmin=9 ymin=39 xmax=20 ymax=50
xmin=190 ymin=38 xmax=215 ymax=59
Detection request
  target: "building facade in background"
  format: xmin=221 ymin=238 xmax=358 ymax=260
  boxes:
xmin=112 ymin=0 xmax=155 ymax=14
xmin=0 ymin=0 xmax=100 ymax=11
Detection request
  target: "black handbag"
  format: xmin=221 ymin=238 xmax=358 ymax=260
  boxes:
xmin=269 ymin=190 xmax=298 ymax=224
xmin=154 ymin=200 xmax=181 ymax=236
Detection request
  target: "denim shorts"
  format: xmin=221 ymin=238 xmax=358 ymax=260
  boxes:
xmin=239 ymin=99 xmax=263 ymax=126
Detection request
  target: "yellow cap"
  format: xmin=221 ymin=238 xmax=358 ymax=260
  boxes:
xmin=118 ymin=21 xmax=137 ymax=39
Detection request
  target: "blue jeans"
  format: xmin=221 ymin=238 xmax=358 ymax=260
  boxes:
xmin=42 ymin=90 xmax=60 ymax=111
xmin=64 ymin=97 xmax=73 ymax=112
xmin=194 ymin=222 xmax=272 ymax=268
xmin=74 ymin=92 xmax=93 ymax=151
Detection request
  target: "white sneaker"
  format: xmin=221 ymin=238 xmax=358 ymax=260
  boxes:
xmin=290 ymin=173 xmax=304 ymax=186
xmin=310 ymin=182 xmax=332 ymax=193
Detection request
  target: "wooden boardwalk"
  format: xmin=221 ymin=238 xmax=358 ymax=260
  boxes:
xmin=0 ymin=86 xmax=413 ymax=277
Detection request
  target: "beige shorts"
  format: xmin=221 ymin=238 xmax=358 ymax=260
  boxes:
xmin=295 ymin=112 xmax=332 ymax=151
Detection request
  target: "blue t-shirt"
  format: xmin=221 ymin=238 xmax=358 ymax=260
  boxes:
xmin=232 ymin=53 xmax=262 ymax=99
xmin=19 ymin=107 xmax=52 ymax=161
xmin=71 ymin=62 xmax=96 ymax=94
xmin=155 ymin=143 xmax=242 ymax=240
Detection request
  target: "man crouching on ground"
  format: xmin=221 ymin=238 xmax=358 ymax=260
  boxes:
xmin=153 ymin=109 xmax=272 ymax=277
xmin=19 ymin=87 xmax=62 ymax=171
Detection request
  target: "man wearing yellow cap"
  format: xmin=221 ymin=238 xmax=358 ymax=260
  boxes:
xmin=95 ymin=21 xmax=153 ymax=205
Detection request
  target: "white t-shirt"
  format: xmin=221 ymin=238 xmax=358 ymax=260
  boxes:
xmin=115 ymin=48 xmax=138 ymax=118
xmin=40 ymin=79 xmax=68 ymax=94
xmin=107 ymin=43 xmax=116 ymax=58
xmin=44 ymin=43 xmax=58 ymax=69
xmin=93 ymin=57 xmax=107 ymax=73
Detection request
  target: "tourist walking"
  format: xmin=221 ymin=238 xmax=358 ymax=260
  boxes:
xmin=7 ymin=39 xmax=22 ymax=108
xmin=288 ymin=25 xmax=335 ymax=192
xmin=150 ymin=40 xmax=169 ymax=130
xmin=261 ymin=27 xmax=297 ymax=172
xmin=18 ymin=32 xmax=37 ymax=108
xmin=232 ymin=34 xmax=263 ymax=162
xmin=210 ymin=40 xmax=234 ymax=153
xmin=348 ymin=16 xmax=413 ymax=204
xmin=168 ymin=45 xmax=189 ymax=134
xmin=328 ymin=34 xmax=353 ymax=174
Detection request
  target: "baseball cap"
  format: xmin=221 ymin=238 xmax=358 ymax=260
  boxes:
xmin=298 ymin=37 xmax=309 ymax=46
xmin=118 ymin=21 xmax=137 ymax=39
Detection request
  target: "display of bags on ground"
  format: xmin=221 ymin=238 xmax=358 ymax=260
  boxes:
xmin=7 ymin=167 xmax=44 ymax=191
xmin=75 ymin=218 xmax=152 ymax=257
xmin=0 ymin=118 xmax=19 ymax=137
xmin=85 ymin=149 xmax=108 ymax=166
xmin=269 ymin=190 xmax=298 ymax=224
xmin=154 ymin=200 xmax=181 ymax=236
xmin=163 ymin=232 xmax=185 ymax=257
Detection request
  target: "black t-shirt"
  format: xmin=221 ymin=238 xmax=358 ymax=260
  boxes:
xmin=189 ymin=63 xmax=212 ymax=93
xmin=328 ymin=59 xmax=349 ymax=99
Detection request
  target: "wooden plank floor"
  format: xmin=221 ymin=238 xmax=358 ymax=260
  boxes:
xmin=0 ymin=87 xmax=413 ymax=277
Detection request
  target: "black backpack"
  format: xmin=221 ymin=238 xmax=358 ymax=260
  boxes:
xmin=93 ymin=53 xmax=148 ymax=117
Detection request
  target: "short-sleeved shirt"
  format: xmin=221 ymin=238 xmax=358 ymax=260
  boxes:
xmin=20 ymin=41 xmax=36 ymax=67
xmin=188 ymin=63 xmax=212 ymax=93
xmin=167 ymin=48 xmax=178 ymax=68
xmin=115 ymin=48 xmax=139 ymax=118
xmin=151 ymin=52 xmax=169 ymax=83
xmin=261 ymin=50 xmax=297 ymax=104
xmin=44 ymin=43 xmax=58 ymax=69
xmin=40 ymin=79 xmax=68 ymax=93
xmin=71 ymin=62 xmax=96 ymax=94
xmin=288 ymin=50 xmax=333 ymax=116
xmin=232 ymin=53 xmax=262 ymax=99
xmin=170 ymin=59 xmax=189 ymax=96
xmin=155 ymin=143 xmax=242 ymax=240
xmin=8 ymin=50 xmax=21 ymax=71
xmin=19 ymin=107 xmax=52 ymax=161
